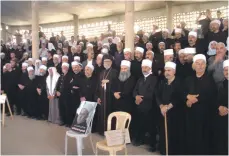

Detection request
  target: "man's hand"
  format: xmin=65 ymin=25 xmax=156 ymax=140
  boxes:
xmin=18 ymin=84 xmax=25 ymax=90
xmin=186 ymin=100 xmax=193 ymax=108
xmin=114 ymin=92 xmax=121 ymax=99
xmin=56 ymin=91 xmax=61 ymax=97
xmin=73 ymin=86 xmax=79 ymax=89
xmin=48 ymin=95 xmax=54 ymax=100
xmin=97 ymin=98 xmax=101 ymax=105
xmin=160 ymin=105 xmax=168 ymax=117
xmin=187 ymin=94 xmax=199 ymax=104
xmin=1 ymin=90 xmax=4 ymax=94
xmin=135 ymin=95 xmax=143 ymax=105
xmin=219 ymin=106 xmax=228 ymax=116
xmin=37 ymin=88 xmax=41 ymax=95
xmin=80 ymin=97 xmax=86 ymax=101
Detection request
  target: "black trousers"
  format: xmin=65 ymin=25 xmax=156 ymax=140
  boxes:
xmin=59 ymin=96 xmax=71 ymax=125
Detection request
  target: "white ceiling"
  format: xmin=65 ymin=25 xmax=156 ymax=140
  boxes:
xmin=1 ymin=1 xmax=206 ymax=26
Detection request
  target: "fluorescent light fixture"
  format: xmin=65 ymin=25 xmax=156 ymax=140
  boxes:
xmin=6 ymin=26 xmax=8 ymax=30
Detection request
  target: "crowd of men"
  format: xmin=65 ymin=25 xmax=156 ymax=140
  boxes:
xmin=1 ymin=9 xmax=228 ymax=155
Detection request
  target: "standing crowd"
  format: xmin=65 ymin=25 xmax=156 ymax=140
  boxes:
xmin=1 ymin=9 xmax=228 ymax=155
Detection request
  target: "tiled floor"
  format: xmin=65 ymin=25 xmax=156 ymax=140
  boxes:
xmin=1 ymin=115 xmax=160 ymax=155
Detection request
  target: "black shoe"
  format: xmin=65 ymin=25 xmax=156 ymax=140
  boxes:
xmin=148 ymin=146 xmax=157 ymax=152
xmin=132 ymin=140 xmax=144 ymax=146
xmin=59 ymin=123 xmax=65 ymax=126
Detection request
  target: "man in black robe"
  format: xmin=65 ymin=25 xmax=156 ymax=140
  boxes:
xmin=184 ymin=54 xmax=217 ymax=155
xmin=25 ymin=67 xmax=38 ymax=118
xmin=132 ymin=59 xmax=158 ymax=148
xmin=213 ymin=60 xmax=228 ymax=155
xmin=94 ymin=54 xmax=104 ymax=79
xmin=145 ymin=50 xmax=159 ymax=76
xmin=70 ymin=61 xmax=84 ymax=125
xmin=95 ymin=55 xmax=118 ymax=135
xmin=56 ymin=63 xmax=73 ymax=127
xmin=156 ymin=62 xmax=185 ymax=155
xmin=173 ymin=41 xmax=181 ymax=61
xmin=159 ymin=29 xmax=174 ymax=49
xmin=182 ymin=48 xmax=196 ymax=78
xmin=175 ymin=49 xmax=187 ymax=81
xmin=108 ymin=37 xmax=117 ymax=56
xmin=53 ymin=54 xmax=62 ymax=74
xmin=36 ymin=65 xmax=49 ymax=120
xmin=47 ymin=51 xmax=54 ymax=68
xmin=186 ymin=31 xmax=207 ymax=54
xmin=17 ymin=63 xmax=29 ymax=115
xmin=131 ymin=47 xmax=144 ymax=81
xmin=173 ymin=28 xmax=188 ymax=49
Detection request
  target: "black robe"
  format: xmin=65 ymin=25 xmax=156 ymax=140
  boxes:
xmin=109 ymin=43 xmax=117 ymax=56
xmin=174 ymin=37 xmax=188 ymax=49
xmin=112 ymin=76 xmax=136 ymax=113
xmin=95 ymin=68 xmax=118 ymax=135
xmin=155 ymin=77 xmax=185 ymax=155
xmin=47 ymin=58 xmax=54 ymax=68
xmin=206 ymin=31 xmax=227 ymax=46
xmin=213 ymin=79 xmax=228 ymax=155
xmin=186 ymin=38 xmax=208 ymax=55
xmin=94 ymin=64 xmax=104 ymax=79
xmin=158 ymin=38 xmax=174 ymax=49
xmin=132 ymin=74 xmax=158 ymax=142
xmin=36 ymin=75 xmax=49 ymax=119
xmin=176 ymin=60 xmax=195 ymax=82
xmin=54 ymin=63 xmax=62 ymax=74
xmin=56 ymin=72 xmax=73 ymax=126
xmin=25 ymin=76 xmax=38 ymax=117
xmin=130 ymin=59 xmax=143 ymax=81
xmin=184 ymin=73 xmax=217 ymax=155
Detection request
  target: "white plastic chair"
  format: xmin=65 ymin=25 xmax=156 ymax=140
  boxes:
xmin=64 ymin=106 xmax=96 ymax=155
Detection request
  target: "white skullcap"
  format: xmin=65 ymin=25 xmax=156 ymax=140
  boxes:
xmin=155 ymin=29 xmax=161 ymax=33
xmin=62 ymin=62 xmax=69 ymax=68
xmin=147 ymin=50 xmax=154 ymax=56
xmin=188 ymin=31 xmax=197 ymax=38
xmin=28 ymin=58 xmax=33 ymax=62
xmin=162 ymin=28 xmax=169 ymax=33
xmin=121 ymin=60 xmax=131 ymax=68
xmin=42 ymin=57 xmax=47 ymax=61
xmin=62 ymin=55 xmax=68 ymax=60
xmin=87 ymin=43 xmax=93 ymax=48
xmin=159 ymin=42 xmax=165 ymax=45
xmin=210 ymin=20 xmax=221 ymax=26
xmin=74 ymin=56 xmax=80 ymax=62
xmin=39 ymin=65 xmax=47 ymax=71
xmin=164 ymin=49 xmax=174 ymax=56
xmin=135 ymin=47 xmax=144 ymax=53
xmin=108 ymin=37 xmax=112 ymax=40
xmin=86 ymin=63 xmax=94 ymax=71
xmin=22 ymin=62 xmax=28 ymax=67
xmin=165 ymin=62 xmax=176 ymax=70
xmin=23 ymin=52 xmax=28 ymax=56
xmin=103 ymin=43 xmax=110 ymax=48
xmin=71 ymin=61 xmax=79 ymax=66
xmin=27 ymin=66 xmax=34 ymax=72
xmin=0 ymin=53 xmax=5 ymax=56
xmin=223 ymin=60 xmax=229 ymax=68
xmin=178 ymin=49 xmax=185 ymax=55
xmin=101 ymin=48 xmax=108 ymax=54
xmin=193 ymin=54 xmax=206 ymax=63
xmin=79 ymin=42 xmax=84 ymax=45
xmin=124 ymin=48 xmax=131 ymax=53
xmin=53 ymin=54 xmax=59 ymax=58
xmin=184 ymin=48 xmax=196 ymax=54
xmin=97 ymin=54 xmax=103 ymax=59
xmin=146 ymin=42 xmax=152 ymax=46
xmin=175 ymin=28 xmax=182 ymax=33
xmin=141 ymin=59 xmax=152 ymax=68
xmin=136 ymin=35 xmax=140 ymax=38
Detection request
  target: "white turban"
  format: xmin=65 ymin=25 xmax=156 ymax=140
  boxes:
xmin=165 ymin=62 xmax=176 ymax=70
xmin=79 ymin=42 xmax=84 ymax=45
xmin=223 ymin=60 xmax=229 ymax=68
xmin=162 ymin=28 xmax=169 ymax=33
xmin=184 ymin=48 xmax=196 ymax=54
xmin=175 ymin=28 xmax=182 ymax=33
xmin=27 ymin=66 xmax=34 ymax=72
xmin=62 ymin=55 xmax=68 ymax=60
xmin=158 ymin=42 xmax=165 ymax=45
xmin=178 ymin=49 xmax=185 ymax=55
xmin=86 ymin=63 xmax=94 ymax=71
xmin=71 ymin=61 xmax=79 ymax=66
xmin=135 ymin=47 xmax=144 ymax=53
xmin=141 ymin=59 xmax=152 ymax=68
xmin=210 ymin=20 xmax=221 ymax=26
xmin=121 ymin=60 xmax=131 ymax=68
xmin=28 ymin=58 xmax=33 ymax=62
xmin=124 ymin=48 xmax=131 ymax=53
xmin=97 ymin=54 xmax=103 ymax=59
xmin=62 ymin=62 xmax=69 ymax=68
xmin=22 ymin=62 xmax=28 ymax=67
xmin=74 ymin=56 xmax=80 ymax=62
xmin=42 ymin=57 xmax=47 ymax=61
xmin=35 ymin=59 xmax=41 ymax=63
xmin=193 ymin=54 xmax=206 ymax=63
xmin=39 ymin=65 xmax=47 ymax=71
xmin=87 ymin=43 xmax=93 ymax=48
xmin=101 ymin=48 xmax=108 ymax=54
xmin=188 ymin=31 xmax=197 ymax=38
xmin=53 ymin=54 xmax=59 ymax=58
xmin=164 ymin=49 xmax=174 ymax=56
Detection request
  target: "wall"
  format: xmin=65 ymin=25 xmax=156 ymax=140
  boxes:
xmin=2 ymin=1 xmax=228 ymax=42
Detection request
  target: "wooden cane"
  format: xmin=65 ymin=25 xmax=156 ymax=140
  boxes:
xmin=164 ymin=112 xmax=168 ymax=156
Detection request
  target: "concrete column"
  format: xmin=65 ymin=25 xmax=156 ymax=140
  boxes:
xmin=165 ymin=1 xmax=173 ymax=31
xmin=124 ymin=1 xmax=134 ymax=59
xmin=32 ymin=1 xmax=39 ymax=59
xmin=73 ymin=14 xmax=79 ymax=38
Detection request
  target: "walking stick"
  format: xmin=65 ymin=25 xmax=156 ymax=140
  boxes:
xmin=103 ymin=83 xmax=107 ymax=131
xmin=164 ymin=112 xmax=168 ymax=156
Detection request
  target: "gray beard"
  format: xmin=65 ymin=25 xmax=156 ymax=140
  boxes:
xmin=118 ymin=71 xmax=131 ymax=82
xmin=74 ymin=71 xmax=79 ymax=74
xmin=29 ymin=75 xmax=35 ymax=80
